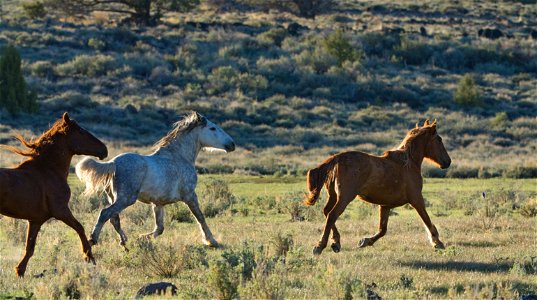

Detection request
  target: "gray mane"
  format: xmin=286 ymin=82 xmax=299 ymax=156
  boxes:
xmin=153 ymin=112 xmax=207 ymax=150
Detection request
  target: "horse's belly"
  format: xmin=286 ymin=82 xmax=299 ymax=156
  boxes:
xmin=138 ymin=192 xmax=178 ymax=206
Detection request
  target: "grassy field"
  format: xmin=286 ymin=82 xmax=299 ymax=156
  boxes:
xmin=0 ymin=175 xmax=536 ymax=299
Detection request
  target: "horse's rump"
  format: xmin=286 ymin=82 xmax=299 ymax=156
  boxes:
xmin=76 ymin=157 xmax=115 ymax=195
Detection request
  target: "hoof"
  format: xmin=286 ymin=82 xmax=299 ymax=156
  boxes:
xmin=204 ymin=239 xmax=220 ymax=248
xmin=15 ymin=267 xmax=25 ymax=278
xmin=331 ymin=243 xmax=341 ymax=253
xmin=312 ymin=246 xmax=323 ymax=256
xmin=88 ymin=238 xmax=97 ymax=246
xmin=84 ymin=255 xmax=96 ymax=265
xmin=434 ymin=242 xmax=445 ymax=250
xmin=358 ymin=238 xmax=372 ymax=248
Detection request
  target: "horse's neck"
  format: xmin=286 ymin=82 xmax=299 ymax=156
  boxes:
xmin=155 ymin=133 xmax=201 ymax=164
xmin=29 ymin=145 xmax=73 ymax=179
xmin=406 ymin=138 xmax=426 ymax=168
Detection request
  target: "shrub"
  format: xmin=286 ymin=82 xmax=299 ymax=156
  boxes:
xmin=275 ymin=0 xmax=335 ymax=18
xmin=131 ymin=240 xmax=207 ymax=278
xmin=323 ymin=30 xmax=362 ymax=66
xmin=393 ymin=37 xmax=434 ymax=65
xmin=208 ymin=258 xmax=240 ymax=300
xmin=270 ymin=232 xmax=293 ymax=257
xmin=55 ymin=54 xmax=117 ymax=77
xmin=168 ymin=203 xmax=194 ymax=223
xmin=503 ymin=166 xmax=537 ymax=178
xmin=201 ymin=178 xmax=236 ymax=217
xmin=520 ymin=198 xmax=537 ymax=218
xmin=257 ymin=28 xmax=288 ymax=47
xmin=453 ymin=74 xmax=482 ymax=106
xmin=22 ymin=1 xmax=46 ymax=19
xmin=446 ymin=165 xmax=479 ymax=178
xmin=29 ymin=60 xmax=54 ymax=79
xmin=490 ymin=112 xmax=508 ymax=127
xmin=0 ymin=45 xmax=38 ymax=114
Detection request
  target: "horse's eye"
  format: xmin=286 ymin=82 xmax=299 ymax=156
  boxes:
xmin=210 ymin=127 xmax=216 ymax=131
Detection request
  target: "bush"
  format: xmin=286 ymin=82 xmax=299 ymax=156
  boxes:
xmin=208 ymin=258 xmax=240 ymax=300
xmin=257 ymin=28 xmax=288 ymax=47
xmin=29 ymin=60 xmax=55 ymax=79
xmin=520 ymin=198 xmax=537 ymax=218
xmin=446 ymin=165 xmax=479 ymax=178
xmin=168 ymin=203 xmax=194 ymax=223
xmin=323 ymin=30 xmax=362 ymax=66
xmin=276 ymin=0 xmax=334 ymax=18
xmin=55 ymin=54 xmax=117 ymax=77
xmin=0 ymin=45 xmax=38 ymax=114
xmin=453 ymin=74 xmax=482 ymax=106
xmin=201 ymin=178 xmax=236 ymax=217
xmin=503 ymin=166 xmax=537 ymax=178
xmin=22 ymin=1 xmax=46 ymax=19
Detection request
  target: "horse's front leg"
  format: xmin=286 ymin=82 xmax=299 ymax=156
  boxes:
xmin=411 ymin=197 xmax=444 ymax=249
xmin=141 ymin=204 xmax=165 ymax=239
xmin=184 ymin=194 xmax=218 ymax=247
xmin=16 ymin=220 xmax=44 ymax=277
xmin=358 ymin=206 xmax=390 ymax=248
xmin=54 ymin=208 xmax=95 ymax=264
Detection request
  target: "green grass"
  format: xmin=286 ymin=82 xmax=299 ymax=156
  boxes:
xmin=1 ymin=175 xmax=536 ymax=299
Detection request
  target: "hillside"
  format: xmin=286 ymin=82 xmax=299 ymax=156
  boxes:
xmin=0 ymin=0 xmax=536 ymax=177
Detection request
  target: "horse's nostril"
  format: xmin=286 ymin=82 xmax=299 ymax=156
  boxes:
xmin=226 ymin=142 xmax=236 ymax=152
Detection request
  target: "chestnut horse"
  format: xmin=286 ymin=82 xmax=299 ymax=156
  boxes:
xmin=0 ymin=113 xmax=107 ymax=276
xmin=305 ymin=120 xmax=451 ymax=255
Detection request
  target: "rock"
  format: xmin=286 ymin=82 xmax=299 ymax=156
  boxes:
xmin=135 ymin=282 xmax=178 ymax=299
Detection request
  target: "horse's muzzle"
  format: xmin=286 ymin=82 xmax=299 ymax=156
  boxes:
xmin=225 ymin=142 xmax=236 ymax=152
xmin=440 ymin=159 xmax=451 ymax=169
xmin=98 ymin=149 xmax=108 ymax=160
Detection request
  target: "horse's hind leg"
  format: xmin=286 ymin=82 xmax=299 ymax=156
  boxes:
xmin=106 ymin=190 xmax=128 ymax=249
xmin=358 ymin=206 xmax=390 ymax=248
xmin=411 ymin=199 xmax=444 ymax=249
xmin=110 ymin=214 xmax=128 ymax=249
xmin=141 ymin=204 xmax=165 ymax=239
xmin=91 ymin=194 xmax=137 ymax=245
xmin=185 ymin=194 xmax=218 ymax=247
xmin=324 ymin=182 xmax=341 ymax=253
xmin=16 ymin=220 xmax=44 ymax=277
xmin=54 ymin=208 xmax=95 ymax=264
xmin=313 ymin=191 xmax=352 ymax=255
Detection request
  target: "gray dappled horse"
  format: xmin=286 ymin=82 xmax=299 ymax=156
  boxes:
xmin=76 ymin=112 xmax=235 ymax=248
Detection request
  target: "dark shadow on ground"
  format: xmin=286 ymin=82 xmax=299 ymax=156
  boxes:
xmin=400 ymin=260 xmax=512 ymax=273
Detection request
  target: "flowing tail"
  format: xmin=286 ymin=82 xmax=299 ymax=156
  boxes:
xmin=75 ymin=157 xmax=115 ymax=196
xmin=304 ymin=156 xmax=339 ymax=206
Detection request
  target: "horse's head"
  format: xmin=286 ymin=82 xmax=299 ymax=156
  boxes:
xmin=196 ymin=112 xmax=235 ymax=153
xmin=62 ymin=113 xmax=108 ymax=159
xmin=422 ymin=120 xmax=451 ymax=169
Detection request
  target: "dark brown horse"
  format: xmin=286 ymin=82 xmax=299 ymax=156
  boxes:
xmin=0 ymin=112 xmax=107 ymax=276
xmin=305 ymin=120 xmax=451 ymax=255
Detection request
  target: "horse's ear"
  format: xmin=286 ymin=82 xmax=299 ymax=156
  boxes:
xmin=62 ymin=112 xmax=71 ymax=123
xmin=415 ymin=122 xmax=419 ymax=129
xmin=432 ymin=119 xmax=437 ymax=127
xmin=423 ymin=119 xmax=430 ymax=126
